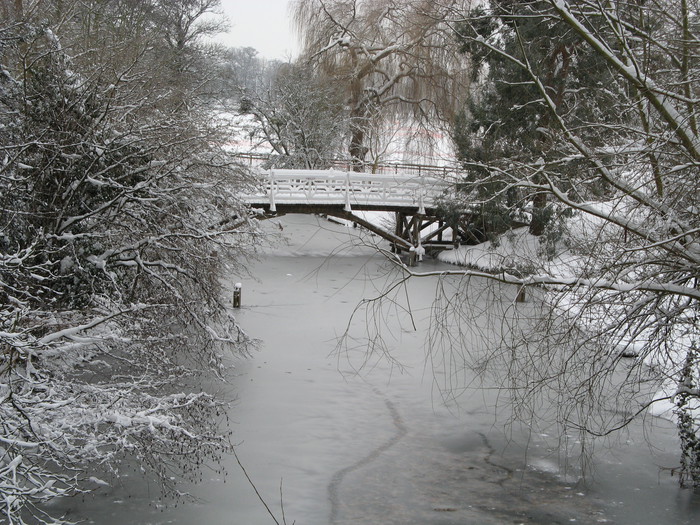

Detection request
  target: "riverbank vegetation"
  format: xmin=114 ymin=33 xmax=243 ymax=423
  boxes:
xmin=0 ymin=1 xmax=259 ymax=522
xmin=444 ymin=0 xmax=700 ymax=488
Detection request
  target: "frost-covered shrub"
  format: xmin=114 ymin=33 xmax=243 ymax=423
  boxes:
xmin=0 ymin=7 xmax=257 ymax=523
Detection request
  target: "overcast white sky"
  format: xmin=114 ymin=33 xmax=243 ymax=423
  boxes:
xmin=216 ymin=0 xmax=299 ymax=61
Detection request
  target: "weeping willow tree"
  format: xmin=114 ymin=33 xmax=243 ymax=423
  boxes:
xmin=291 ymin=0 xmax=472 ymax=168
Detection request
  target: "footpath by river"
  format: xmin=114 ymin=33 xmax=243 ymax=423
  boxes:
xmin=53 ymin=214 xmax=700 ymax=524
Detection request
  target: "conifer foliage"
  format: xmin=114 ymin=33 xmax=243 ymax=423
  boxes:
xmin=453 ymin=0 xmax=622 ymax=236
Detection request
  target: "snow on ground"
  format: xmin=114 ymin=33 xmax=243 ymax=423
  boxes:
xmin=437 ymin=227 xmax=543 ymax=271
xmin=436 ymin=226 xmax=586 ymax=286
xmin=435 ymin=205 xmax=612 ymax=279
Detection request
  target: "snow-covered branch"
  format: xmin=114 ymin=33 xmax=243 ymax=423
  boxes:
xmin=0 ymin=3 xmax=259 ymax=522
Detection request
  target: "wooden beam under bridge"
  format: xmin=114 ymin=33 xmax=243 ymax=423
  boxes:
xmin=228 ymin=200 xmax=475 ymax=254
xmin=324 ymin=210 xmax=413 ymax=251
xmin=233 ymin=207 xmax=472 ymax=252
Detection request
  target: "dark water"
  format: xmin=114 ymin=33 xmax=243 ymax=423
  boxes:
xmin=50 ymin=214 xmax=700 ymax=524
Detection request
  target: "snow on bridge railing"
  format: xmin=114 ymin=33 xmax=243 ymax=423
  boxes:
xmin=232 ymin=152 xmax=461 ymax=179
xmin=242 ymin=168 xmax=454 ymax=213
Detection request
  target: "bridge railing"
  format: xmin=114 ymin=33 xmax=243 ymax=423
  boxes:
xmin=244 ymin=169 xmax=453 ymax=213
xmin=233 ymin=152 xmax=461 ymax=179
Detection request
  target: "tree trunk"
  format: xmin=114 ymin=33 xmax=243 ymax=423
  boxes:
xmin=529 ymin=190 xmax=548 ymax=236
xmin=348 ymin=62 xmax=368 ymax=171
xmin=681 ymin=0 xmax=698 ymax=137
xmin=349 ymin=124 xmax=368 ymax=171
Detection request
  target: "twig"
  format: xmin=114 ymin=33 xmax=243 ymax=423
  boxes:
xmin=231 ymin=447 xmax=281 ymax=525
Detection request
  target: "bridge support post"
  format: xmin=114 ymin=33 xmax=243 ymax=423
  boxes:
xmin=412 ymin=215 xmax=421 ymax=247
xmin=344 ymin=171 xmax=352 ymax=212
xmin=393 ymin=212 xmax=404 ymax=253
xmin=408 ymin=247 xmax=417 ymax=267
xmin=268 ymin=170 xmax=276 ymax=213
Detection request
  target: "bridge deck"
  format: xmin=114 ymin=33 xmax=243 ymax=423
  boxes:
xmin=242 ymin=169 xmax=453 ymax=213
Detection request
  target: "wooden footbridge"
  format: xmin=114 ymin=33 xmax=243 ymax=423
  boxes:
xmin=239 ymin=157 xmax=476 ymax=254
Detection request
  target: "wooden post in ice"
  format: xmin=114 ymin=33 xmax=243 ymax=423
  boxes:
xmin=408 ymin=246 xmax=417 ymax=267
xmin=233 ymin=283 xmax=242 ymax=308
xmin=516 ymin=286 xmax=526 ymax=303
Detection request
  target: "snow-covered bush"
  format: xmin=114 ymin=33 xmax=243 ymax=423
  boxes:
xmin=1 ymin=4 xmax=258 ymax=523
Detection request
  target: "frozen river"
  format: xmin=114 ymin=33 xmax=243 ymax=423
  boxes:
xmin=55 ymin=214 xmax=700 ymax=524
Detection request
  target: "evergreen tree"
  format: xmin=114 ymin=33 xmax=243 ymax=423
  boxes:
xmin=453 ymin=0 xmax=622 ymax=236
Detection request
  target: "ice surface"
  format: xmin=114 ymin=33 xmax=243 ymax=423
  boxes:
xmin=51 ymin=214 xmax=700 ymax=525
